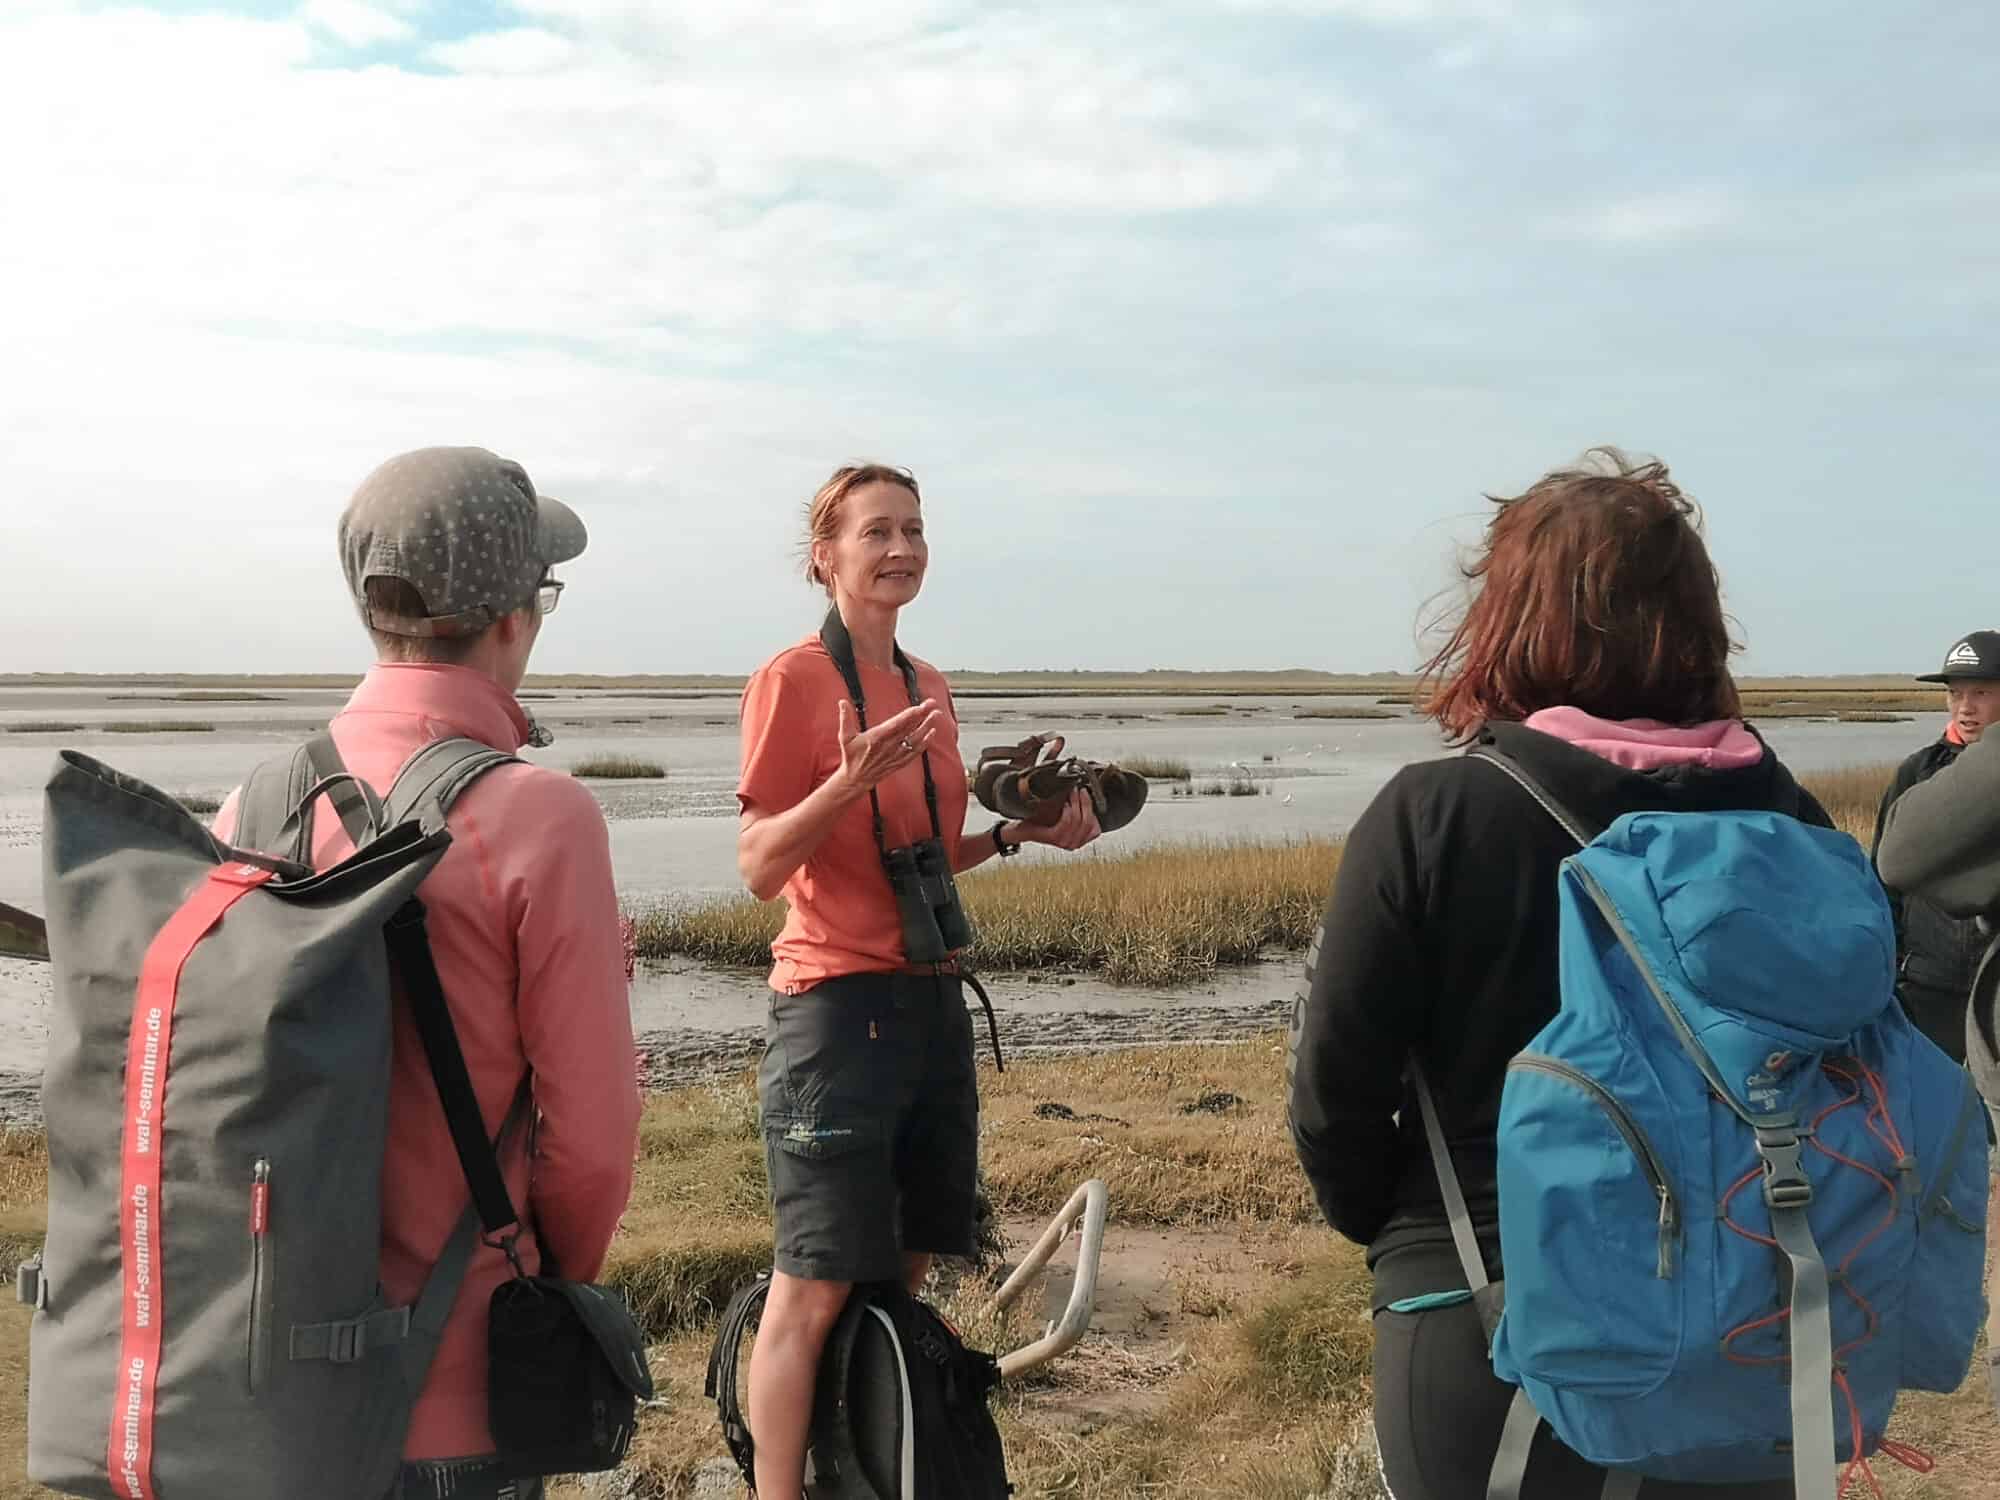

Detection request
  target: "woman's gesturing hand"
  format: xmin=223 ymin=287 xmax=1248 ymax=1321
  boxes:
xmin=834 ymin=697 xmax=947 ymax=796
xmin=1018 ymin=789 xmax=1102 ymax=851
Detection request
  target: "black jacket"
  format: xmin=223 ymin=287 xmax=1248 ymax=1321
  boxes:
xmin=1288 ymin=720 xmax=1831 ymax=1309
xmin=1870 ymin=738 xmax=1986 ymax=1005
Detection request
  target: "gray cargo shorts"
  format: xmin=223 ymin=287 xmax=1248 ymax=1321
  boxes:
xmin=758 ymin=970 xmax=980 ymax=1282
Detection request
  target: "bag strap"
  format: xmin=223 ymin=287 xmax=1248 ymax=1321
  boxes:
xmin=1407 ymin=1060 xmax=1504 ymax=1341
xmin=382 ymin=736 xmax=521 ymax=833
xmin=303 ymin=730 xmax=378 ymax=849
xmin=231 ymin=744 xmax=316 ymax=857
xmin=819 ymin=603 xmax=945 ymax=856
xmin=397 ymin=1087 xmax=533 ymax=1390
xmin=385 ymin=903 xmax=526 ymax=1241
xmin=1467 ymin=746 xmax=1599 ymax=848
xmin=705 ymin=1275 xmax=774 ymax=1488
xmin=296 ymin=734 xmax=526 ymax=1245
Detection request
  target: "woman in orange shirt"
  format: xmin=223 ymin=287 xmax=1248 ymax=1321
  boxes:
xmin=736 ymin=463 xmax=1099 ymax=1500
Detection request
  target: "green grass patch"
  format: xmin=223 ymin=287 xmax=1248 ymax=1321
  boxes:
xmin=102 ymin=721 xmax=215 ymax=734
xmin=3 ymin=722 xmax=84 ymax=734
xmin=571 ymin=754 xmax=667 ymax=779
xmin=1119 ymin=756 xmax=1193 ymax=781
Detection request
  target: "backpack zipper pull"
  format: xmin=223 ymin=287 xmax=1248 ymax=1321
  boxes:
xmin=251 ymin=1158 xmax=271 ymax=1236
xmin=1656 ymin=1186 xmax=1678 ymax=1279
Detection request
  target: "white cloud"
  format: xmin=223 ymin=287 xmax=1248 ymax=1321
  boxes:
xmin=300 ymin=0 xmax=413 ymax=48
xmin=0 ymin=4 xmax=1375 ymax=362
xmin=1 ymin=1 xmax=1993 ymax=678
xmin=1566 ymin=187 xmax=1742 ymax=246
xmin=427 ymin=27 xmax=576 ymax=74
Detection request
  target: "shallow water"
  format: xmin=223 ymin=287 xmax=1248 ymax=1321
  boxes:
xmin=0 ymin=686 xmax=1944 ymax=1118
xmin=0 ymin=685 xmax=1943 ymax=911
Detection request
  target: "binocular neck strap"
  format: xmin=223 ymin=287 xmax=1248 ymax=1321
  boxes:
xmin=820 ymin=606 xmax=946 ymax=854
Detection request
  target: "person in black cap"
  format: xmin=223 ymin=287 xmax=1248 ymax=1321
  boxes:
xmin=1867 ymin=629 xmax=2000 ymax=1061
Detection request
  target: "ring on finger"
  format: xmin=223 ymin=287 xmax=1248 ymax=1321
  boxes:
xmin=900 ymin=738 xmax=917 ymax=753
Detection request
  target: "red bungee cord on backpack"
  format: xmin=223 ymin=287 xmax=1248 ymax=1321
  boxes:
xmin=1717 ymin=1059 xmax=1935 ymax=1499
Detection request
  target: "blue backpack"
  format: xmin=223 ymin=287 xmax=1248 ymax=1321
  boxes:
xmin=1415 ymin=750 xmax=1988 ymax=1500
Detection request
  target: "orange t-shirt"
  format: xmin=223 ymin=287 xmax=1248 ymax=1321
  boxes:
xmin=738 ymin=635 xmax=970 ymax=992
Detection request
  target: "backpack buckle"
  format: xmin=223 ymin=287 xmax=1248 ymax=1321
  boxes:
xmin=1754 ymin=1125 xmax=1813 ymax=1210
xmin=328 ymin=1322 xmax=364 ymax=1363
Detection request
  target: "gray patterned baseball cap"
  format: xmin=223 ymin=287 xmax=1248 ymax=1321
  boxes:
xmin=338 ymin=446 xmax=588 ymax=638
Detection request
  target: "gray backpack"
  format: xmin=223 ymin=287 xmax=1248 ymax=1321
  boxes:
xmin=25 ymin=735 xmax=518 ymax=1500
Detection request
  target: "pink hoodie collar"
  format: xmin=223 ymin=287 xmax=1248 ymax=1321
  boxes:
xmin=338 ymin=663 xmax=534 ymax=752
xmin=1523 ymin=706 xmax=1763 ymax=772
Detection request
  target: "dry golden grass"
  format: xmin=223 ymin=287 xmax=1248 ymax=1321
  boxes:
xmin=979 ymin=1040 xmax=1317 ymax=1226
xmin=1799 ymin=763 xmax=1897 ymax=844
xmin=4 ymin=1036 xmax=1995 ymax=1500
xmin=1742 ymin=688 xmax=1944 ymax=717
xmin=571 ymin=754 xmax=668 ymax=779
xmin=0 ymin=1132 xmax=46 ymax=1286
xmin=1117 ymin=755 xmax=1192 ymax=781
xmin=633 ymin=839 xmax=1341 ymax=985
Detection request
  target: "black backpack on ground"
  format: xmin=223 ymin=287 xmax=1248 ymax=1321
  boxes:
xmin=707 ymin=1276 xmax=1012 ymax=1499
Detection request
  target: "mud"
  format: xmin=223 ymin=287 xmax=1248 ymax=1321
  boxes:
xmin=0 ymin=954 xmax=1299 ymax=1126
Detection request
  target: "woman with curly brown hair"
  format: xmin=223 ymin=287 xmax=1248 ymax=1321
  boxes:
xmin=1289 ymin=449 xmax=1824 ymax=1499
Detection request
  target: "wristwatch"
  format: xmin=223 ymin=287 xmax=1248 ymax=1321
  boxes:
xmin=990 ymin=822 xmax=1020 ymax=858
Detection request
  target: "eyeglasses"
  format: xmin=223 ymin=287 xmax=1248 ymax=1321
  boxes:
xmin=536 ymin=577 xmax=565 ymax=616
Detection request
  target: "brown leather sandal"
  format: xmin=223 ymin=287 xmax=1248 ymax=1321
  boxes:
xmin=973 ymin=735 xmax=1149 ymax=832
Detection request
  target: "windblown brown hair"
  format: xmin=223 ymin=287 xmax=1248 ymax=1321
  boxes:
xmin=802 ymin=464 xmax=921 ymax=594
xmin=1420 ymin=447 xmax=1741 ymax=742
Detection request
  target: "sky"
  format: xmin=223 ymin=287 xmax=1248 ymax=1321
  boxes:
xmin=1 ymin=1 xmax=1995 ymax=676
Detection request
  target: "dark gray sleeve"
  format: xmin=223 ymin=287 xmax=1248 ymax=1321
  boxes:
xmin=1878 ymin=733 xmax=2000 ymax=917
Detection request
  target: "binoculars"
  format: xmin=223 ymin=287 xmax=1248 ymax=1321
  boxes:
xmin=882 ymin=837 xmax=975 ymax=963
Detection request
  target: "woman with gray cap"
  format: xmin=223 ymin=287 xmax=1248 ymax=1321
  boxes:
xmin=1867 ymin=628 xmax=2000 ymax=1062
xmin=214 ymin=446 xmax=641 ymax=1500
xmin=733 ymin=463 xmax=1101 ymax=1500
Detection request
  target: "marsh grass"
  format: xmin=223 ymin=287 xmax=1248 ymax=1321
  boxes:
xmin=1173 ymin=777 xmax=1269 ymax=798
xmin=2 ymin=722 xmax=82 ymax=734
xmin=108 ymin=691 xmax=278 ymax=703
xmin=1838 ymin=711 xmax=1913 ymax=723
xmin=171 ymin=791 xmax=223 ymax=816
xmin=1168 ymin=705 xmax=1231 ymax=717
xmin=1292 ymin=707 xmax=1396 ymax=720
xmin=571 ymin=755 xmax=667 ymax=779
xmin=102 ymin=721 xmax=215 ymax=733
xmin=1798 ymin=763 xmax=1896 ymax=843
xmin=1742 ymin=689 xmax=1943 ymax=717
xmin=632 ymin=838 xmax=1340 ymax=984
xmin=1119 ymin=756 xmax=1193 ymax=781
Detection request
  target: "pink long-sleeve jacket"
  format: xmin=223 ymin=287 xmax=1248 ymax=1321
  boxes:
xmin=218 ymin=663 xmax=640 ymax=1459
